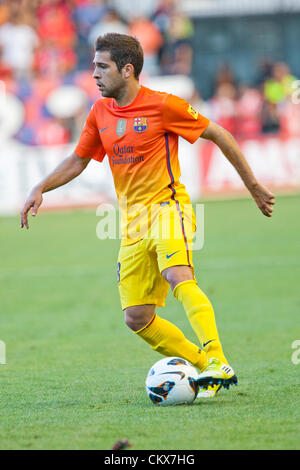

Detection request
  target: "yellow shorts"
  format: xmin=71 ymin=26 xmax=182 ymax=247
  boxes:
xmin=117 ymin=202 xmax=195 ymax=310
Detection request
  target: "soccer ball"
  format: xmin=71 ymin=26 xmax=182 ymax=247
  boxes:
xmin=145 ymin=357 xmax=199 ymax=406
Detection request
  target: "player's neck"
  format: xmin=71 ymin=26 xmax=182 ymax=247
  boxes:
xmin=114 ymin=81 xmax=141 ymax=108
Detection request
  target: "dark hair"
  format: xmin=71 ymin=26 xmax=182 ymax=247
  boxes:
xmin=95 ymin=33 xmax=144 ymax=80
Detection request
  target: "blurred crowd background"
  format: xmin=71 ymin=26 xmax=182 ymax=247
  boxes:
xmin=0 ymin=0 xmax=299 ymax=147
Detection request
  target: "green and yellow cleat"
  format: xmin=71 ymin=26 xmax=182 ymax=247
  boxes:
xmin=197 ymin=358 xmax=238 ymax=391
xmin=197 ymin=383 xmax=222 ymax=398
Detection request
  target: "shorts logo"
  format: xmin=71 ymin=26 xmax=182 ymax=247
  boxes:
xmin=187 ymin=104 xmax=198 ymax=120
xmin=133 ymin=117 xmax=147 ymax=133
xmin=116 ymin=119 xmax=127 ymax=137
xmin=166 ymin=251 xmax=180 ymax=259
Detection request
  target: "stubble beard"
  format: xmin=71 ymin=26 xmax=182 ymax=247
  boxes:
xmin=101 ymin=79 xmax=128 ymax=102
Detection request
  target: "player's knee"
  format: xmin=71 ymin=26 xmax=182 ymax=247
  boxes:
xmin=162 ymin=265 xmax=194 ymax=291
xmin=124 ymin=305 xmax=155 ymax=332
xmin=124 ymin=312 xmax=140 ymax=331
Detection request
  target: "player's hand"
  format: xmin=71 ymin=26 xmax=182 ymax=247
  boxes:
xmin=20 ymin=188 xmax=43 ymax=229
xmin=250 ymin=183 xmax=275 ymax=217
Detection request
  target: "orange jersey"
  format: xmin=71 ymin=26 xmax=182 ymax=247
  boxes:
xmin=75 ymin=86 xmax=209 ymax=245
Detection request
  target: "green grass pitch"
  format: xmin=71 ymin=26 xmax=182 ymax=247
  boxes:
xmin=0 ymin=194 xmax=299 ymax=450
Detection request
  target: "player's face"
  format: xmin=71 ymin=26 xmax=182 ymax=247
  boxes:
xmin=93 ymin=51 xmax=125 ymax=99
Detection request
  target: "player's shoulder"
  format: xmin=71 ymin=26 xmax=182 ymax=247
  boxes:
xmin=140 ymin=86 xmax=175 ymax=119
xmin=142 ymin=86 xmax=188 ymax=112
xmin=142 ymin=85 xmax=169 ymax=105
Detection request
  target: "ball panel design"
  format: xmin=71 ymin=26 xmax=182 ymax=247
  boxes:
xmin=167 ymin=358 xmax=188 ymax=366
xmin=145 ymin=357 xmax=199 ymax=406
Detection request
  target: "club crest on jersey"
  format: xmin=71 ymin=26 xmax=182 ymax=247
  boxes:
xmin=187 ymin=104 xmax=198 ymax=120
xmin=133 ymin=117 xmax=148 ymax=133
xmin=116 ymin=119 xmax=127 ymax=137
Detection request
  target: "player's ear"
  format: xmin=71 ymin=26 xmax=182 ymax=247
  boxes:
xmin=122 ymin=64 xmax=134 ymax=79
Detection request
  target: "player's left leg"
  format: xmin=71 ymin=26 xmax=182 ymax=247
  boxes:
xmin=154 ymin=201 xmax=237 ymax=393
xmin=162 ymin=265 xmax=238 ymax=392
xmin=125 ymin=305 xmax=208 ymax=371
xmin=154 ymin=201 xmax=228 ymax=364
xmin=117 ymin=240 xmax=208 ymax=372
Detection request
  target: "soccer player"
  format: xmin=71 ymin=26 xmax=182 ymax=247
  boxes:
xmin=20 ymin=33 xmax=275 ymax=397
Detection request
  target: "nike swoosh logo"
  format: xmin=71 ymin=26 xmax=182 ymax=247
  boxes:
xmin=166 ymin=251 xmax=180 ymax=259
xmin=203 ymin=339 xmax=215 ymax=348
xmin=99 ymin=127 xmax=109 ymax=133
xmin=160 ymin=371 xmax=185 ymax=380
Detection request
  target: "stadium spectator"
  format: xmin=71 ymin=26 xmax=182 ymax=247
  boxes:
xmin=279 ymin=96 xmax=300 ymax=137
xmin=0 ymin=0 xmax=298 ymax=145
xmin=264 ymin=62 xmax=297 ymax=105
xmin=152 ymin=0 xmax=176 ymax=30
xmin=33 ymin=0 xmax=78 ymax=76
xmin=88 ymin=8 xmax=129 ymax=46
xmin=261 ymin=62 xmax=297 ymax=134
xmin=153 ymin=1 xmax=194 ymax=76
xmin=74 ymin=0 xmax=107 ymax=38
xmin=255 ymin=58 xmax=274 ymax=87
xmin=109 ymin=0 xmax=159 ymax=22
xmin=209 ymin=81 xmax=237 ymax=135
xmin=0 ymin=9 xmax=38 ymax=78
xmin=214 ymin=64 xmax=237 ymax=92
xmin=74 ymin=0 xmax=107 ymax=67
xmin=167 ymin=41 xmax=193 ymax=75
xmin=36 ymin=0 xmax=77 ymax=50
xmin=260 ymin=99 xmax=281 ymax=134
xmin=167 ymin=9 xmax=194 ymax=46
xmin=34 ymin=39 xmax=78 ymax=77
xmin=129 ymin=15 xmax=163 ymax=75
xmin=0 ymin=0 xmax=10 ymax=26
xmin=235 ymin=84 xmax=262 ymax=137
xmin=0 ymin=43 xmax=12 ymax=80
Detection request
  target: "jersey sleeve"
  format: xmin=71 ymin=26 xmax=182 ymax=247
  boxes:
xmin=74 ymin=105 xmax=106 ymax=162
xmin=162 ymin=94 xmax=210 ymax=143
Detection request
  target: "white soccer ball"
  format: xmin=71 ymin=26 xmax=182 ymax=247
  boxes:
xmin=145 ymin=357 xmax=199 ymax=406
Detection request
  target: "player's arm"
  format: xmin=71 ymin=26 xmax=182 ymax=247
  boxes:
xmin=20 ymin=152 xmax=90 ymax=229
xmin=201 ymin=121 xmax=275 ymax=217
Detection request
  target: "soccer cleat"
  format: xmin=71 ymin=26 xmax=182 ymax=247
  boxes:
xmin=197 ymin=383 xmax=222 ymax=398
xmin=197 ymin=358 xmax=238 ymax=390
